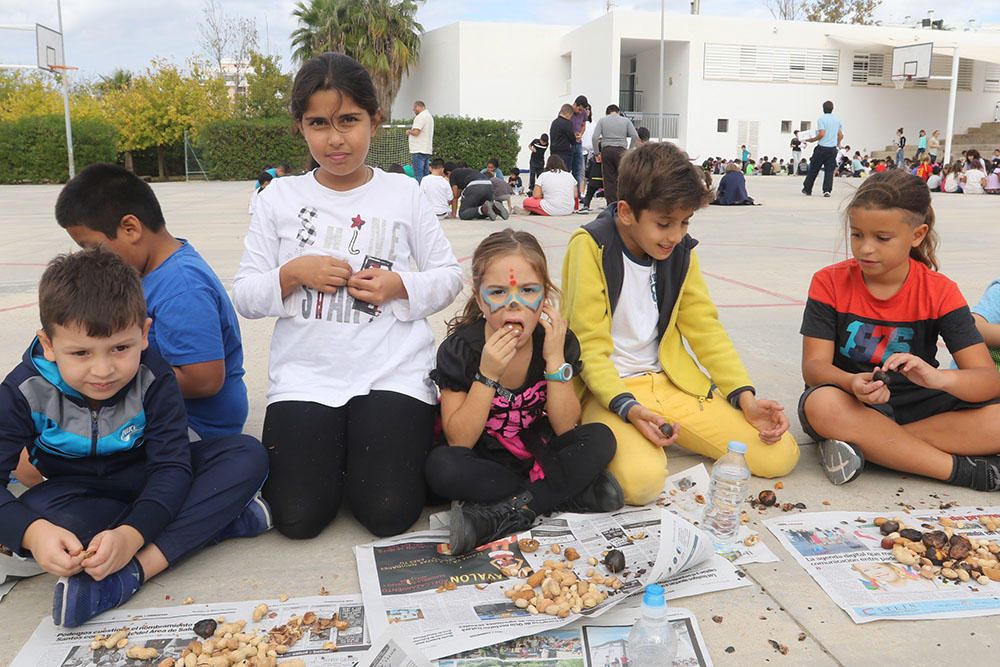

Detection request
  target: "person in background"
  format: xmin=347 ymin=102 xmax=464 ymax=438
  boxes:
xmin=570 ymin=95 xmax=589 ymax=194
xmin=895 ymin=128 xmax=907 ymax=169
xmin=791 ymin=130 xmax=802 ymax=166
xmin=528 ymin=134 xmax=548 ymax=193
xmin=915 ymin=129 xmax=927 ymax=161
xmin=407 ymin=100 xmax=434 ymax=183
xmin=549 ymin=106 xmax=576 ymax=173
xmin=591 ymin=104 xmax=639 ymax=207
xmin=928 ymin=130 xmax=941 ymax=164
xmin=802 ymin=100 xmax=844 ymax=198
xmin=420 ymin=159 xmax=454 ymax=218
xmin=507 ymin=167 xmax=523 ymax=196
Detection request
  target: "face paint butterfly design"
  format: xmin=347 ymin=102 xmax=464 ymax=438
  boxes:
xmin=480 ymin=284 xmax=545 ymax=313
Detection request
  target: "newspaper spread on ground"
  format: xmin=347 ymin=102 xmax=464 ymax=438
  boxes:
xmin=436 ymin=601 xmax=712 ymax=667
xmin=0 ymin=578 xmax=17 ymax=603
xmin=363 ymin=629 xmax=433 ymax=667
xmin=12 ymin=594 xmax=374 ymax=666
xmin=356 ymin=503 xmax=744 ymax=660
xmin=656 ymin=464 xmax=778 ymax=566
xmin=427 ymin=464 xmax=776 ymax=568
xmin=765 ymin=507 xmax=1000 ymax=623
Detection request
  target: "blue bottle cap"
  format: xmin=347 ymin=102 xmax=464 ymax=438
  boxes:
xmin=642 ymin=583 xmax=666 ymax=608
xmin=727 ymin=441 xmax=748 ymax=454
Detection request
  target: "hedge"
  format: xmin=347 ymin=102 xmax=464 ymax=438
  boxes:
xmin=0 ymin=115 xmax=118 ymax=184
xmin=195 ymin=116 xmax=522 ymax=180
xmin=420 ymin=116 xmax=521 ymax=172
xmin=197 ymin=118 xmax=309 ymax=181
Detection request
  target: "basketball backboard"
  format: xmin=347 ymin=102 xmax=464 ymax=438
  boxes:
xmin=36 ymin=24 xmax=64 ymax=72
xmin=891 ymin=42 xmax=932 ymax=81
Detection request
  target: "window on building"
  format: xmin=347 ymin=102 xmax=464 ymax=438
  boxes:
xmin=781 ymin=120 xmax=792 ymax=133
xmin=704 ymin=44 xmax=839 ymax=84
xmin=987 ymin=64 xmax=1000 ymax=93
xmin=800 ymin=121 xmax=811 ymax=132
xmin=852 ymin=53 xmax=887 ymax=86
xmin=717 ymin=119 xmax=729 ymax=133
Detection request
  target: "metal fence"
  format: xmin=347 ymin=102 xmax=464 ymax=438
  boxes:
xmin=623 ymin=111 xmax=680 ymax=140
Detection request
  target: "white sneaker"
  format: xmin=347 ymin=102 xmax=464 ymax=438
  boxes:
xmin=0 ymin=544 xmax=45 ymax=582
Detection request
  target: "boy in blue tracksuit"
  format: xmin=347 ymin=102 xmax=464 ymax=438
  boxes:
xmin=0 ymin=249 xmax=268 ymax=627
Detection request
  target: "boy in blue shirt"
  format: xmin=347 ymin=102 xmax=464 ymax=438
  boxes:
xmin=0 ymin=249 xmax=268 ymax=627
xmin=54 ymin=163 xmax=251 ymax=444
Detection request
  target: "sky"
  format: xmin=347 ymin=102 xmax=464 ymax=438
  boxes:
xmin=1 ymin=0 xmax=998 ymax=80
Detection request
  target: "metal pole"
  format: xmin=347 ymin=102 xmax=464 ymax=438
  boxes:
xmin=57 ymin=0 xmax=75 ymax=178
xmin=658 ymin=0 xmax=664 ymax=140
xmin=691 ymin=0 xmax=701 ymax=14
xmin=943 ymin=45 xmax=959 ymax=166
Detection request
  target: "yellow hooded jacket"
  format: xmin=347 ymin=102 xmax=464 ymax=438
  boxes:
xmin=560 ymin=208 xmax=755 ymax=417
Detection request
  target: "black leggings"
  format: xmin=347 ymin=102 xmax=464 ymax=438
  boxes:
xmin=262 ymin=392 xmax=435 ymax=539
xmin=425 ymin=423 xmax=615 ymax=515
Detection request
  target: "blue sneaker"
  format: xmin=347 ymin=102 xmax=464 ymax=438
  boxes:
xmin=213 ymin=493 xmax=273 ymax=543
xmin=53 ymin=560 xmax=142 ymax=627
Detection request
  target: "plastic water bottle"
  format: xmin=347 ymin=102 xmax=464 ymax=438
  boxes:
xmin=627 ymin=584 xmax=678 ymax=666
xmin=703 ymin=441 xmax=751 ymax=549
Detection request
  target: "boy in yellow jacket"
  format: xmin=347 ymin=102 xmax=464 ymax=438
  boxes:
xmin=561 ymin=143 xmax=799 ymax=505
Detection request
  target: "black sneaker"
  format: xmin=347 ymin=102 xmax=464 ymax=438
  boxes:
xmin=449 ymin=492 xmax=536 ymax=556
xmin=801 ymin=188 xmax=811 ymax=196
xmin=823 ymin=192 xmax=832 ymax=198
xmin=554 ymin=470 xmax=625 ymax=513
xmin=818 ymin=439 xmax=864 ymax=485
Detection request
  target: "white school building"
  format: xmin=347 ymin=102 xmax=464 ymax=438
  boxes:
xmin=392 ymin=11 xmax=1000 ymax=168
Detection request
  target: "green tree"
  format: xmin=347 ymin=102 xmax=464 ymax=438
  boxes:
xmin=290 ymin=0 xmax=423 ymax=119
xmin=243 ymin=52 xmax=292 ymax=118
xmin=104 ymin=59 xmax=229 ymax=178
xmin=803 ymin=0 xmax=882 ymax=24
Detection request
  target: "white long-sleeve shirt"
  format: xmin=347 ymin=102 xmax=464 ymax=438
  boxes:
xmin=233 ymin=169 xmax=463 ymax=407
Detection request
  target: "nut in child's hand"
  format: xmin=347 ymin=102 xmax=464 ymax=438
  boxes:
xmin=659 ymin=423 xmax=675 ymax=439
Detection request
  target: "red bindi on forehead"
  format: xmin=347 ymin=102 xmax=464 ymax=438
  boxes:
xmin=508 ymin=267 xmax=517 ymax=287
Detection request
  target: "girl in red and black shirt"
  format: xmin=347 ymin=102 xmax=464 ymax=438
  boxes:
xmin=800 ymin=170 xmax=1000 ymax=489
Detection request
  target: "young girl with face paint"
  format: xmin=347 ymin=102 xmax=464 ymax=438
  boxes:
xmin=427 ymin=229 xmax=620 ymax=555
xmin=232 ymin=53 xmax=462 ymax=539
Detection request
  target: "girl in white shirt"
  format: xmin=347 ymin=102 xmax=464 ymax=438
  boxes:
xmin=233 ymin=53 xmax=462 ymax=539
xmin=522 ymin=155 xmax=579 ymax=216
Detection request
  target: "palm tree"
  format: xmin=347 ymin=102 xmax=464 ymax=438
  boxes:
xmin=290 ymin=0 xmax=422 ymax=119
xmin=95 ymin=68 xmax=133 ymax=96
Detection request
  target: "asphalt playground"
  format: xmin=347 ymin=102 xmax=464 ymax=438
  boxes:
xmin=1 ymin=174 xmax=999 ymax=664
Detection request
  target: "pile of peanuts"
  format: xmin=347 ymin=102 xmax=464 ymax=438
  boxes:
xmin=879 ymin=515 xmax=1000 ymax=586
xmin=90 ymin=607 xmax=348 ymax=667
xmin=503 ymin=556 xmax=623 ymax=617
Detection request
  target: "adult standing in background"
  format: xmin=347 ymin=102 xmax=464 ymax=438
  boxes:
xmin=801 ymin=100 xmax=843 ymax=198
xmin=790 ymin=130 xmax=802 ymax=166
xmin=928 ymin=129 xmax=941 ymax=164
xmin=549 ymin=104 xmax=577 ymax=173
xmin=570 ymin=95 xmax=589 ymax=192
xmin=408 ymin=100 xmax=434 ymax=183
xmin=591 ymin=104 xmax=639 ymax=206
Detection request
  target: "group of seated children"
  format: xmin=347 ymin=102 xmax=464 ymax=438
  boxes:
xmin=4 ymin=52 xmax=1000 ymax=634
xmin=3 ymin=164 xmax=270 ymax=629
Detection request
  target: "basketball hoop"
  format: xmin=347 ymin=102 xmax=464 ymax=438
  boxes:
xmin=47 ymin=64 xmax=78 ymax=72
xmin=892 ymin=75 xmax=911 ymax=90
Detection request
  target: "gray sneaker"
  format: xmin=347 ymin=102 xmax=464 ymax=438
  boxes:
xmin=481 ymin=202 xmax=497 ymax=221
xmin=491 ymin=200 xmax=510 ymax=220
xmin=818 ymin=439 xmax=864 ymax=485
